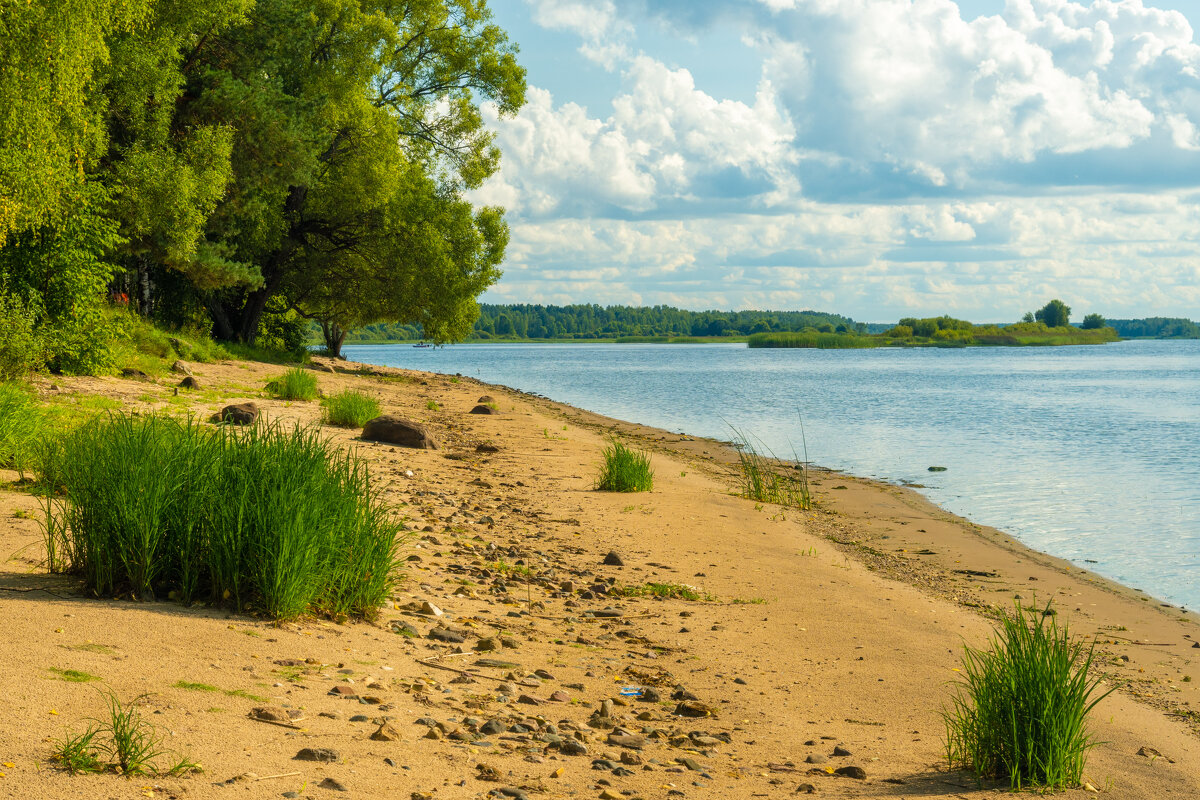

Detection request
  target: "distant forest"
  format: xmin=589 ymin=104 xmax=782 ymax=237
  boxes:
xmin=342 ymin=304 xmax=863 ymax=342
xmin=1106 ymin=318 xmax=1200 ymax=338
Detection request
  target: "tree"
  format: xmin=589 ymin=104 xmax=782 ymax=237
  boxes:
xmin=1035 ymin=299 xmax=1071 ymax=328
xmin=1021 ymin=312 xmax=1035 ymax=323
xmin=184 ymin=0 xmax=526 ymax=345
xmin=1080 ymin=313 xmax=1105 ymax=330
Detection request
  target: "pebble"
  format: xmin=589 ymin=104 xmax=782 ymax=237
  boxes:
xmin=370 ymin=722 xmax=402 ymax=741
xmin=603 ymin=551 xmax=624 ymax=566
xmin=805 ymin=754 xmax=826 ymax=764
xmin=318 ymin=777 xmax=348 ymax=791
xmin=832 ymin=745 xmax=852 ymax=757
xmin=835 ymin=765 xmax=867 ymax=779
xmin=294 ymin=747 xmax=340 ymax=762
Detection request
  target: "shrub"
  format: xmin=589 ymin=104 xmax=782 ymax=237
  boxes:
xmin=265 ymin=367 xmax=319 ymax=400
xmin=595 ymin=439 xmax=654 ymax=492
xmin=0 ymin=287 xmax=46 ymax=379
xmin=944 ymin=601 xmax=1112 ymax=790
xmin=321 ymin=390 xmax=381 ymax=428
xmin=41 ymin=415 xmax=403 ymax=619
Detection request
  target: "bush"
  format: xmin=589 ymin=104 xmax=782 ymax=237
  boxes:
xmin=0 ymin=287 xmax=46 ymax=379
xmin=265 ymin=367 xmax=319 ymax=400
xmin=321 ymin=390 xmax=381 ymax=428
xmin=944 ymin=601 xmax=1112 ymax=789
xmin=41 ymin=415 xmax=403 ymax=619
xmin=595 ymin=439 xmax=654 ymax=492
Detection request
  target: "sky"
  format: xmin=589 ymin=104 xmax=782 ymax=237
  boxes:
xmin=471 ymin=0 xmax=1200 ymax=322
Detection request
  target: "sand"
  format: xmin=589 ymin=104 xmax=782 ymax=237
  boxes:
xmin=0 ymin=356 xmax=1197 ymax=799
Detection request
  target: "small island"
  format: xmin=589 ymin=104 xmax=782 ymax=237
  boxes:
xmin=749 ymin=299 xmax=1120 ymax=349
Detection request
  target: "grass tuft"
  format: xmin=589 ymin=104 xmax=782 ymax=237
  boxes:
xmin=730 ymin=428 xmax=810 ymax=510
xmin=49 ymin=668 xmax=102 ymax=683
xmin=0 ymin=382 xmax=47 ymax=477
xmin=595 ymin=438 xmax=654 ymax=493
xmin=321 ymin=390 xmax=381 ymax=427
xmin=265 ymin=367 xmax=319 ymax=400
xmin=40 ymin=414 xmax=404 ymax=620
xmin=943 ymin=600 xmax=1112 ymax=790
xmin=612 ymin=582 xmax=711 ymax=601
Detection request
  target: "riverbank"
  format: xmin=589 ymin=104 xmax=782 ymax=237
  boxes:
xmin=1 ymin=357 xmax=1197 ymax=799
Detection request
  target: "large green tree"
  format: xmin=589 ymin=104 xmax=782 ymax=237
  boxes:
xmin=1035 ymin=299 xmax=1071 ymax=328
xmin=181 ymin=0 xmax=525 ymax=345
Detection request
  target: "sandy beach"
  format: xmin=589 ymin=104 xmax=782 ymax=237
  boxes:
xmin=1 ymin=357 xmax=1198 ymax=799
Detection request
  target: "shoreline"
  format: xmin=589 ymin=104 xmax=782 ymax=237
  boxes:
xmin=1 ymin=356 xmax=1198 ymax=798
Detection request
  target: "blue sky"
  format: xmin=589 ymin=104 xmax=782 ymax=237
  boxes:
xmin=473 ymin=0 xmax=1200 ymax=322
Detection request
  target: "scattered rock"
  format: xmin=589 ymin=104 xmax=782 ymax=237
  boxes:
xmin=927 ymin=465 xmax=947 ymax=472
xmin=429 ymin=627 xmax=466 ymax=644
xmin=476 ymin=443 xmax=501 ymax=453
xmin=329 ymin=685 xmax=357 ymax=698
xmin=470 ymin=404 xmax=499 ymax=415
xmin=477 ymin=395 xmax=496 ymax=403
xmin=805 ymin=754 xmax=826 ymax=764
xmin=559 ymin=740 xmax=588 ymax=756
xmin=120 ymin=368 xmax=152 ymax=382
xmin=179 ymin=376 xmax=201 ymax=390
xmin=475 ymin=637 xmax=499 ymax=652
xmin=370 ymin=723 xmax=402 ymax=742
xmin=832 ymin=745 xmax=852 ymax=757
xmin=170 ymin=360 xmax=192 ymax=375
xmin=215 ymin=402 xmax=258 ymax=425
xmin=248 ymin=706 xmax=294 ymax=723
xmin=674 ymin=701 xmax=715 ymax=718
xmin=795 ymin=783 xmax=816 ymax=794
xmin=361 ymin=415 xmax=438 ymax=449
xmin=517 ymin=694 xmax=541 ymax=705
xmin=603 ymin=551 xmax=625 ymax=566
xmin=318 ymin=777 xmax=348 ymax=792
xmin=607 ymin=732 xmax=646 ymax=749
xmin=294 ymin=747 xmax=340 ymax=763
xmin=834 ymin=766 xmax=866 ymax=780
xmin=480 ymin=719 xmax=506 ymax=735
xmin=418 ymin=601 xmax=445 ymax=617
xmin=1137 ymin=746 xmax=1173 ymax=762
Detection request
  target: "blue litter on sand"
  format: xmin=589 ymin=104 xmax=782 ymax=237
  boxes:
xmin=619 ymin=687 xmax=644 ymax=697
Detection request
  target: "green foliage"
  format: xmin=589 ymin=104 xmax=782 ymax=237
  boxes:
xmin=944 ymin=601 xmax=1111 ymax=790
xmin=596 ymin=439 xmax=654 ymax=493
xmin=0 ymin=286 xmax=46 ymax=379
xmin=0 ymin=383 xmax=47 ymax=477
xmin=748 ymin=331 xmax=879 ymax=349
xmin=265 ymin=367 xmax=319 ymax=401
xmin=321 ymin=390 xmax=381 ymax=428
xmin=1080 ymin=313 xmax=1105 ymax=330
xmin=731 ymin=429 xmax=810 ymax=510
xmin=41 ymin=415 xmax=404 ymax=619
xmin=1107 ymin=317 xmax=1200 ymax=338
xmin=48 ymin=725 xmax=104 ymax=775
xmin=612 ymin=582 xmax=711 ymax=601
xmin=1035 ymin=299 xmax=1072 ymax=328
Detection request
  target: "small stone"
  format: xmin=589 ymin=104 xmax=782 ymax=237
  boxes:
xmin=371 ymin=723 xmax=402 ymax=741
xmin=170 ymin=360 xmax=192 ymax=375
xmin=248 ymin=706 xmax=292 ymax=723
xmin=517 ymin=694 xmax=541 ymax=705
xmin=215 ymin=402 xmax=258 ymax=425
xmin=834 ymin=766 xmax=866 ymax=780
xmin=179 ymin=376 xmax=201 ymax=390
xmin=294 ymin=747 xmax=340 ymax=762
xmin=559 ymin=740 xmax=588 ymax=756
xmin=805 ymin=754 xmax=827 ymax=764
xmin=121 ymin=368 xmax=152 ymax=382
xmin=480 ymin=719 xmax=505 ymax=735
xmin=429 ymin=627 xmax=465 ymax=643
xmin=476 ymin=443 xmax=500 ymax=453
xmin=470 ymin=404 xmax=498 ymax=414
xmin=419 ymin=601 xmax=444 ymax=617
xmin=475 ymin=637 xmax=499 ymax=652
xmin=350 ymin=714 xmax=369 ymax=722
xmin=549 ymin=691 xmax=570 ymax=702
xmin=620 ymin=750 xmax=642 ymax=765
xmin=796 ymin=783 xmax=816 ymax=794
xmin=318 ymin=777 xmax=349 ymax=791
xmin=424 ymin=727 xmax=443 ymax=740
xmin=599 ymin=791 xmax=622 ymax=800
xmin=329 ymin=685 xmax=357 ymax=698
xmin=603 ymin=551 xmax=624 ymax=566
xmin=832 ymin=745 xmax=852 ymax=757
xmin=607 ymin=732 xmax=646 ymax=749
xmin=361 ymin=415 xmax=438 ymax=449
xmin=674 ymin=701 xmax=714 ymax=718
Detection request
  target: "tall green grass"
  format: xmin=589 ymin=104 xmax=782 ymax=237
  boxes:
xmin=0 ymin=382 xmax=46 ymax=477
xmin=730 ymin=428 xmax=810 ymax=509
xmin=265 ymin=367 xmax=319 ymax=400
xmin=595 ymin=438 xmax=654 ymax=492
xmin=944 ymin=601 xmax=1112 ymax=790
xmin=321 ymin=390 xmax=381 ymax=427
xmin=748 ymin=331 xmax=880 ymax=349
xmin=40 ymin=415 xmax=403 ymax=619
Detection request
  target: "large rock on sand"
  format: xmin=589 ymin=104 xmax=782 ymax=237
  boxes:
xmin=361 ymin=415 xmax=438 ymax=449
xmin=214 ymin=402 xmax=259 ymax=425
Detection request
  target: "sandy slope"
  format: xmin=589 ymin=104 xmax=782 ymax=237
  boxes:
xmin=0 ymin=357 xmax=1196 ymax=799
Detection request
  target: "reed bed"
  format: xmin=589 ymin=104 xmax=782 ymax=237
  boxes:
xmin=40 ymin=415 xmax=402 ymax=619
xmin=595 ymin=438 xmax=654 ymax=492
xmin=0 ymin=382 xmax=44 ymax=477
xmin=944 ymin=601 xmax=1112 ymax=789
xmin=747 ymin=331 xmax=879 ymax=349
xmin=321 ymin=390 xmax=381 ymax=427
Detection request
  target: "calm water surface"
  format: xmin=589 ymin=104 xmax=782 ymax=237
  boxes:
xmin=346 ymin=340 xmax=1200 ymax=608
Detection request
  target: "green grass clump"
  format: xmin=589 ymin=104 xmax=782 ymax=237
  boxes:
xmin=265 ymin=367 xmax=319 ymax=400
xmin=41 ymin=414 xmax=403 ymax=620
xmin=0 ymin=382 xmax=47 ymax=477
xmin=595 ymin=438 xmax=654 ymax=493
xmin=943 ymin=601 xmax=1112 ymax=790
xmin=48 ymin=668 xmax=102 ymax=683
xmin=612 ymin=582 xmax=710 ymax=601
xmin=49 ymin=687 xmax=199 ymax=776
xmin=731 ymin=429 xmax=810 ymax=510
xmin=321 ymin=390 xmax=381 ymax=427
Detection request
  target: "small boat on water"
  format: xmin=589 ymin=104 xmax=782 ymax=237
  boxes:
xmin=413 ymin=341 xmax=431 ymax=348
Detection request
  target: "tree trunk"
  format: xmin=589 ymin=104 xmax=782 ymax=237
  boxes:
xmin=321 ymin=320 xmax=347 ymax=358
